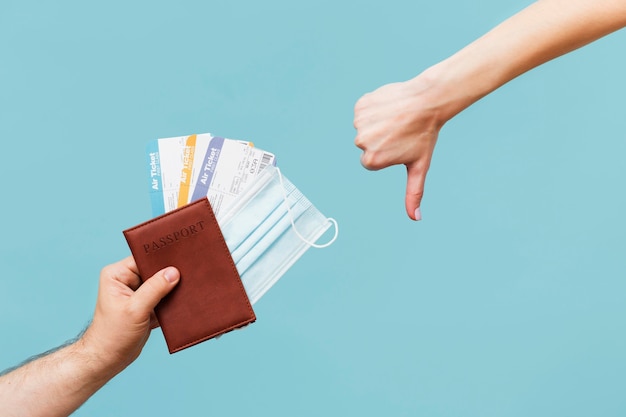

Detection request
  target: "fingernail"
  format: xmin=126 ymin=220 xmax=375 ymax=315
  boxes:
xmin=414 ymin=207 xmax=422 ymax=221
xmin=163 ymin=267 xmax=179 ymax=283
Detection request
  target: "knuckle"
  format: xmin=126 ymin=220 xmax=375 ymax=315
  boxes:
xmin=354 ymin=94 xmax=372 ymax=115
xmin=410 ymin=189 xmax=424 ymax=201
xmin=360 ymin=152 xmax=383 ymax=171
xmin=99 ymin=264 xmax=118 ymax=282
xmin=143 ymin=275 xmax=163 ymax=294
xmin=354 ymin=133 xmax=365 ymax=149
xmin=354 ymin=95 xmax=367 ymax=111
xmin=100 ymin=264 xmax=112 ymax=278
xmin=126 ymin=300 xmax=146 ymax=321
xmin=353 ymin=111 xmax=366 ymax=130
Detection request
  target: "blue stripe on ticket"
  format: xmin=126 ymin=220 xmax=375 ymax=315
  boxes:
xmin=146 ymin=139 xmax=165 ymax=217
xmin=190 ymin=136 xmax=224 ymax=202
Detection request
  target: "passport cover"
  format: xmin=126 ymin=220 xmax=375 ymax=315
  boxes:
xmin=123 ymin=197 xmax=255 ymax=353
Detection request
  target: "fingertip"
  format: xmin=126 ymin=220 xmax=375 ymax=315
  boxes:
xmin=414 ymin=207 xmax=422 ymax=222
xmin=131 ymin=267 xmax=180 ymax=315
xmin=405 ymin=205 xmax=422 ymax=221
xmin=405 ymin=198 xmax=423 ymax=222
xmin=162 ymin=267 xmax=180 ymax=284
xmin=405 ymin=164 xmax=426 ymax=222
xmin=405 ymin=194 xmax=423 ymax=221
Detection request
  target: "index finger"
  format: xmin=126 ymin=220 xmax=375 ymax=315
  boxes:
xmin=119 ymin=255 xmax=139 ymax=275
xmin=105 ymin=256 xmax=142 ymax=290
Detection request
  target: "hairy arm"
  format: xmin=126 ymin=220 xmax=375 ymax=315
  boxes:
xmin=354 ymin=0 xmax=626 ymax=220
xmin=0 ymin=338 xmax=117 ymax=417
xmin=0 ymin=258 xmax=180 ymax=417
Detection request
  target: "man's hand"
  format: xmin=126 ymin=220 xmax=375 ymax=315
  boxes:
xmin=80 ymin=257 xmax=180 ymax=376
xmin=0 ymin=257 xmax=180 ymax=417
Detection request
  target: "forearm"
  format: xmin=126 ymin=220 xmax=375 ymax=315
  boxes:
xmin=0 ymin=260 xmax=179 ymax=416
xmin=0 ymin=338 xmax=118 ymax=417
xmin=422 ymin=0 xmax=626 ymax=121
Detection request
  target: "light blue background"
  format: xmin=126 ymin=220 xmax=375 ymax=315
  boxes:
xmin=2 ymin=1 xmax=625 ymax=416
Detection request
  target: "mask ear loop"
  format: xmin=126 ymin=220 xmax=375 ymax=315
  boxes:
xmin=276 ymin=167 xmax=339 ymax=249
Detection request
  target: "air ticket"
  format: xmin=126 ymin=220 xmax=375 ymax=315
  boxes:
xmin=176 ymin=133 xmax=213 ymax=209
xmin=146 ymin=133 xmax=276 ymax=217
xmin=147 ymin=134 xmax=193 ymax=217
xmin=189 ymin=136 xmax=276 ymax=215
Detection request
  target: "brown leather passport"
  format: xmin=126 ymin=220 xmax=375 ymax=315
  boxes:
xmin=123 ymin=198 xmax=255 ymax=353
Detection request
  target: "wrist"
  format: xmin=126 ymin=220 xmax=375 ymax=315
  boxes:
xmin=74 ymin=328 xmax=129 ymax=382
xmin=410 ymin=59 xmax=492 ymax=125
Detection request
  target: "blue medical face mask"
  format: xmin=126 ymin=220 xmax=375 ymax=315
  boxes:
xmin=216 ymin=165 xmax=338 ymax=304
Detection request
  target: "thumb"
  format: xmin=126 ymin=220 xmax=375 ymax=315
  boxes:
xmin=405 ymin=163 xmax=426 ymax=221
xmin=133 ymin=267 xmax=180 ymax=314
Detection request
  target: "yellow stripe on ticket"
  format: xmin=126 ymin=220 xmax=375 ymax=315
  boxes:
xmin=177 ymin=134 xmax=197 ymax=207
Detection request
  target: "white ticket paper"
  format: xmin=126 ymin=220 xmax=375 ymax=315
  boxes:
xmin=146 ymin=133 xmax=275 ymax=217
xmin=188 ymin=136 xmax=276 ymax=216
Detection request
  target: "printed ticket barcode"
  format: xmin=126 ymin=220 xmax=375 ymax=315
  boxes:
xmin=260 ymin=153 xmax=272 ymax=171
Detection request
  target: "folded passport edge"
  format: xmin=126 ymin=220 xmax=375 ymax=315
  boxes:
xmin=123 ymin=197 xmax=255 ymax=354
